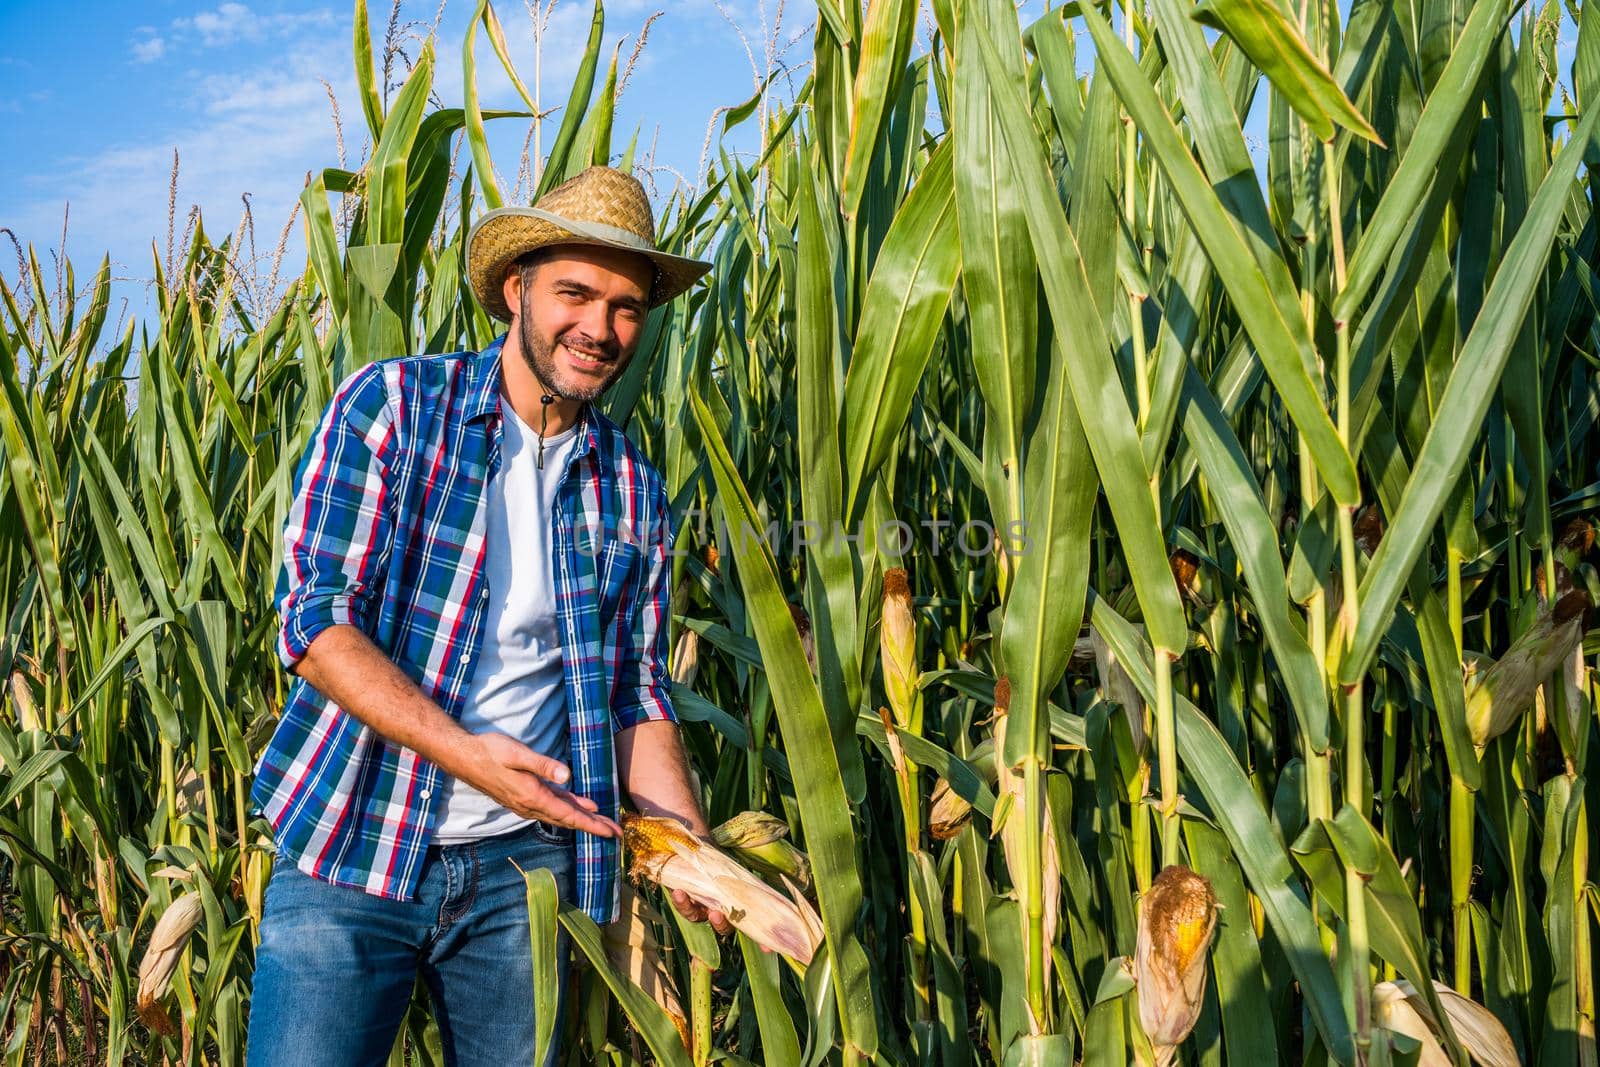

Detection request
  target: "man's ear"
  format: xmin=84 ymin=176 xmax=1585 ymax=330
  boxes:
xmin=501 ymin=265 xmax=522 ymax=315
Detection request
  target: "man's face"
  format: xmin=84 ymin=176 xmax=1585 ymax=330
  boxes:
xmin=509 ymin=244 xmax=654 ymax=402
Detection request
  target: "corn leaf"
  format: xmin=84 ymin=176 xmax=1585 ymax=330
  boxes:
xmin=535 ymin=1 xmax=605 ymax=197
xmin=689 ymin=388 xmax=878 ymax=1059
xmin=841 ymin=136 xmax=960 ymax=524
xmin=558 ymin=902 xmax=691 ymax=1066
xmin=1191 ymin=0 xmax=1381 ymax=144
xmin=968 ymin=12 xmax=1188 ymax=656
xmin=1089 ymin=594 xmax=1355 ymax=1064
xmin=841 ymin=0 xmax=919 ymax=218
xmin=1335 ymin=0 xmax=1512 ymax=322
xmin=1077 ymin=0 xmax=1361 ymax=507
xmin=1345 ymin=102 xmax=1600 ymax=682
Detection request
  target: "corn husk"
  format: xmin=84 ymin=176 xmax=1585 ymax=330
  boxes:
xmin=780 ymin=872 xmax=825 ymax=955
xmin=1169 ymin=549 xmax=1206 ymax=605
xmin=928 ymin=777 xmax=972 ymax=840
xmin=711 ymin=811 xmax=812 ymax=891
xmin=881 ymin=567 xmax=919 ymax=728
xmin=1353 ymin=503 xmax=1386 ymax=555
xmin=8 ymin=672 xmax=40 ymax=733
xmin=174 ymin=764 xmax=207 ymax=818
xmin=788 ymin=603 xmax=817 ymax=674
xmin=1556 ymin=637 xmax=1588 ymax=756
xmin=1375 ymin=984 xmax=1451 ymax=1064
xmin=671 ymin=628 xmax=701 ymax=687
xmin=929 ymin=738 xmax=996 ymax=840
xmin=1134 ymin=865 xmax=1219 ymax=1063
xmin=603 ymin=882 xmax=689 ymax=1049
xmin=1090 ymin=625 xmax=1147 ymax=754
xmin=1465 ymin=599 xmax=1587 ymax=747
xmin=244 ymin=708 xmax=281 ymax=758
xmin=136 ymin=893 xmax=205 ymax=1034
xmin=1373 ymin=980 xmax=1518 ymax=1067
xmin=1558 ymin=515 xmax=1596 ymax=555
xmin=711 ymin=810 xmax=788 ymax=849
xmin=991 ymin=679 xmax=1060 ymax=1032
xmin=623 ymin=814 xmax=822 ymax=965
xmin=92 ymin=844 xmax=119 ymax=930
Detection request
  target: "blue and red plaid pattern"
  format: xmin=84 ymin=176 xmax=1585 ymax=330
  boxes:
xmin=251 ymin=333 xmax=677 ymax=924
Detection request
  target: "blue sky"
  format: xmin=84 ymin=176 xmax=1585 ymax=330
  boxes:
xmin=0 ymin=1 xmax=1581 ymax=338
xmin=0 ymin=0 xmax=839 ymax=329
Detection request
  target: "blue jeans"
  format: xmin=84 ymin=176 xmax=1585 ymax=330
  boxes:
xmin=246 ymin=821 xmax=574 ymax=1067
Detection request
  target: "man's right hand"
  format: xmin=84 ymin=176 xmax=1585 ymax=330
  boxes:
xmin=292 ymin=626 xmax=624 ymax=841
xmin=461 ymin=732 xmax=622 ymax=839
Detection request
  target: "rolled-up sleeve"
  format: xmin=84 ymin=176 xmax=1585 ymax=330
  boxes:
xmin=275 ymin=364 xmax=397 ymax=670
xmin=611 ymin=482 xmax=678 ymax=731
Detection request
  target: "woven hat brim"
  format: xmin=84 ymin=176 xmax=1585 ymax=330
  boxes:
xmin=467 ymin=207 xmax=712 ymax=322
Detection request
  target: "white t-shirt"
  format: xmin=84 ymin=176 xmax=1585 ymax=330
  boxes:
xmin=433 ymin=402 xmax=582 ymax=842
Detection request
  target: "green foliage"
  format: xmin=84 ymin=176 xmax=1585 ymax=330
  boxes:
xmin=1 ymin=0 xmax=1598 ymax=1063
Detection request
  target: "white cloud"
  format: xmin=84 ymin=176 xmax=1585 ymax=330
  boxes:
xmin=121 ymin=4 xmax=337 ymax=65
xmin=184 ymin=2 xmax=261 ymax=45
xmin=0 ymin=0 xmax=785 ymax=331
xmin=166 ymin=3 xmax=338 ymax=50
xmin=130 ymin=37 xmax=167 ymax=64
xmin=3 ymin=0 xmax=617 ymax=309
xmin=4 ymin=23 xmax=356 ymax=324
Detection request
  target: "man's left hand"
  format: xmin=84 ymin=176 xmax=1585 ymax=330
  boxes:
xmin=669 ymin=888 xmax=734 ymax=937
xmin=614 ymin=721 xmax=734 ymax=938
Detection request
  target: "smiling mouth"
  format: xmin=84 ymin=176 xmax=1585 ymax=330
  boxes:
xmin=561 ymin=341 xmax=615 ymax=368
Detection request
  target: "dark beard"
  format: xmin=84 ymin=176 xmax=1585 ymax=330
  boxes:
xmin=517 ymin=297 xmax=623 ymax=403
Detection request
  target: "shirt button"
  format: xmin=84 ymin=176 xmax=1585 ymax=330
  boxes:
xmin=421 ymin=787 xmax=433 ymax=800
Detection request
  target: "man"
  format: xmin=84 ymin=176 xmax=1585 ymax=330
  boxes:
xmin=246 ymin=166 xmax=729 ymax=1066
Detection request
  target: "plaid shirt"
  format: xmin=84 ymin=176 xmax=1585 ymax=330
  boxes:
xmin=251 ymin=333 xmax=676 ymax=924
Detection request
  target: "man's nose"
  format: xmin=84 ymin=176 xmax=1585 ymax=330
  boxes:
xmin=577 ymin=301 xmax=615 ymax=345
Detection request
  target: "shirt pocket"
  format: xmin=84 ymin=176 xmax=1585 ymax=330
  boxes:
xmin=594 ymin=537 xmax=642 ymax=628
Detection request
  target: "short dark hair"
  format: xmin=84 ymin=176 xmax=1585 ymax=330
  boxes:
xmin=509 ymin=245 xmax=657 ymax=305
xmin=512 ymin=247 xmax=558 ymax=288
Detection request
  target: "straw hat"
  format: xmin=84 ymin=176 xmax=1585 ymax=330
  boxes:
xmin=466 ymin=166 xmax=712 ymax=322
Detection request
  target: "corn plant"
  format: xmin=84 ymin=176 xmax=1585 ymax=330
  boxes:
xmin=2 ymin=0 xmax=1598 ymax=1063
